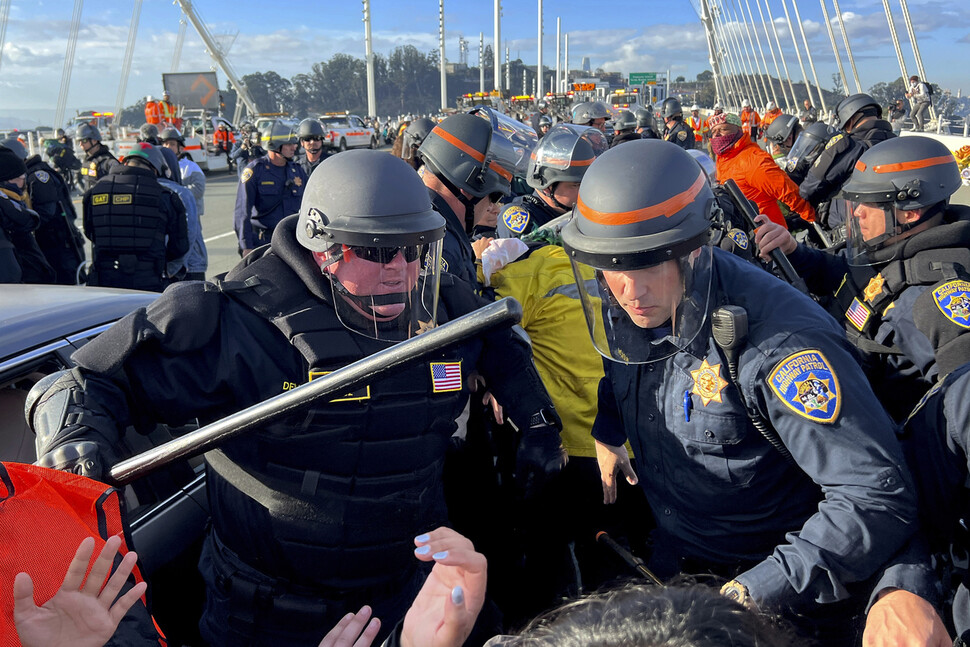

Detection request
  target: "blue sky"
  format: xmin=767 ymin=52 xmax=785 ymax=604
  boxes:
xmin=0 ymin=0 xmax=968 ymax=126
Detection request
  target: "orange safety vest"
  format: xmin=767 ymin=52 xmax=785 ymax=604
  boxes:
xmin=740 ymin=108 xmax=761 ymax=137
xmin=0 ymin=462 xmax=167 ymax=643
xmin=158 ymin=100 xmax=178 ymax=122
xmin=687 ymin=114 xmax=704 ymax=141
xmin=144 ymin=101 xmax=161 ymax=125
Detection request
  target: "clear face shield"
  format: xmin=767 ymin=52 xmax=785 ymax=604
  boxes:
xmin=531 ymin=124 xmax=608 ymax=172
xmin=470 ymin=107 xmax=538 ymax=181
xmin=843 ymin=200 xmax=903 ymax=266
xmin=568 ymin=245 xmax=715 ymax=364
xmin=323 ymin=239 xmax=444 ymax=341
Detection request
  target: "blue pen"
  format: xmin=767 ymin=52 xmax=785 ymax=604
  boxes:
xmin=683 ymin=390 xmax=692 ymax=422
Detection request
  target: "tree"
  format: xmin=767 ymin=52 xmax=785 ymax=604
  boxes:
xmin=868 ymin=77 xmax=908 ymax=109
xmin=675 ymin=75 xmax=686 ymax=83
xmin=696 ymin=70 xmax=713 ymax=83
xmin=831 ymin=72 xmax=845 ymax=98
xmin=241 ymin=71 xmax=293 ymax=114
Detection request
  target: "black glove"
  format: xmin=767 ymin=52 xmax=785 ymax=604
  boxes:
xmin=37 ymin=441 xmax=108 ymax=480
xmin=515 ymin=424 xmax=567 ymax=499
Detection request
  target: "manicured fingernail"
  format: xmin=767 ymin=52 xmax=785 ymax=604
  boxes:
xmin=433 ymin=550 xmax=449 ymax=560
xmin=452 ymin=585 xmax=464 ymax=606
xmin=415 ymin=545 xmax=431 ymax=555
xmin=415 ymin=534 xmax=430 ymax=543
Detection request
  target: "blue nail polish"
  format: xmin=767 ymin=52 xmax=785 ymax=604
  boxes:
xmin=415 ymin=545 xmax=431 ymax=555
xmin=433 ymin=550 xmax=449 ymax=560
xmin=415 ymin=533 xmax=430 ymax=543
xmin=451 ymin=586 xmax=464 ymax=606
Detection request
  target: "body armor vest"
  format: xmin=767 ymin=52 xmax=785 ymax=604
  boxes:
xmin=214 ymin=249 xmax=471 ymax=589
xmin=88 ymin=170 xmax=168 ymax=291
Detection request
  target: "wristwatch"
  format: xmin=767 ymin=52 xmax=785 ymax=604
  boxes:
xmin=720 ymin=579 xmax=751 ymax=607
xmin=528 ymin=408 xmax=556 ymax=428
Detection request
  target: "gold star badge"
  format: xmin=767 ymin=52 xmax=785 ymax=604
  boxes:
xmin=690 ymin=359 xmax=729 ymax=406
xmin=863 ymin=273 xmax=885 ymax=303
xmin=293 ymin=177 xmax=303 ymax=187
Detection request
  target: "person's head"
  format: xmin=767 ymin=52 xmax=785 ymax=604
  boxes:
xmin=803 ymin=99 xmax=812 ymax=109
xmin=0 ymin=145 xmax=27 ymax=189
xmin=661 ymin=97 xmax=683 ymax=123
xmin=741 ymin=99 xmax=750 ymax=110
xmin=763 ymin=114 xmax=801 ymax=153
xmin=835 ymin=93 xmax=882 ymax=132
xmin=162 ymin=90 xmax=171 ymax=102
xmin=536 ymin=99 xmax=549 ymax=114
xmin=765 ymin=100 xmax=776 ymax=112
xmin=76 ymin=124 xmax=101 ymax=153
xmin=296 ymin=150 xmax=446 ymax=340
xmin=217 ymin=122 xmax=227 ymax=131
xmin=401 ymin=117 xmax=435 ymax=168
xmin=298 ymin=118 xmax=326 ymax=157
xmin=123 ymin=142 xmax=164 ymax=176
xmin=909 ymin=75 xmax=919 ymax=84
xmin=690 ymin=104 xmax=700 ymax=116
xmin=612 ymin=109 xmax=637 ymax=135
xmin=538 ymin=115 xmax=552 ymax=135
xmin=268 ymin=122 xmax=300 ymax=160
xmin=841 ymin=136 xmax=961 ymax=261
xmin=713 ymin=102 xmax=723 ymax=115
xmin=528 ymin=124 xmax=605 ymax=214
xmin=55 ymin=128 xmax=66 ymax=140
xmin=561 ymin=139 xmax=716 ymax=363
xmin=138 ymin=122 xmax=159 ymax=144
xmin=158 ymin=127 xmax=184 ymax=154
xmin=635 ymin=108 xmax=657 ymax=134
xmin=571 ymin=102 xmax=610 ymax=132
xmin=706 ymin=112 xmax=744 ymax=155
xmin=784 ymin=121 xmax=838 ymax=184
xmin=502 ymin=583 xmax=794 ymax=647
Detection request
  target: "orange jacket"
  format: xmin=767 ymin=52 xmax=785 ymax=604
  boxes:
xmin=762 ymin=107 xmax=783 ymax=129
xmin=715 ymin=135 xmax=815 ymax=228
xmin=687 ymin=114 xmax=704 ymax=141
xmin=214 ymin=129 xmax=236 ymax=145
xmin=740 ymin=107 xmax=761 ymax=137
xmin=158 ymin=100 xmax=178 ymax=122
xmin=144 ymin=101 xmax=161 ymax=124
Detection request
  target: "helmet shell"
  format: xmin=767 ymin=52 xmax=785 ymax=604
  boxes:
xmin=0 ymin=138 xmax=27 ymax=160
xmin=159 ymin=127 xmax=183 ymax=144
xmin=298 ymin=118 xmax=325 ymax=139
xmin=418 ymin=113 xmax=512 ymax=198
xmin=268 ymin=122 xmax=300 ymax=152
xmin=634 ymin=108 xmax=657 ymax=130
xmin=835 ymin=93 xmax=882 ymax=130
xmin=661 ymin=97 xmax=683 ymax=119
xmin=613 ymin=109 xmax=637 ymax=131
xmin=764 ymin=114 xmax=800 ymax=144
xmin=527 ymin=124 xmax=600 ymax=190
xmin=76 ymin=124 xmax=102 ymax=142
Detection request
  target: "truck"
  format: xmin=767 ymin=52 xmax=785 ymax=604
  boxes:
xmin=317 ymin=113 xmax=379 ymax=152
xmin=605 ymin=89 xmax=645 ymax=117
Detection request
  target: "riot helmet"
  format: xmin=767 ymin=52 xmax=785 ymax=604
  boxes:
xmin=296 ymin=150 xmax=446 ymax=341
xmin=139 ymin=123 xmax=159 ymax=143
xmin=55 ymin=128 xmax=66 ymax=139
xmin=123 ymin=142 xmax=163 ymax=176
xmin=841 ymin=136 xmax=961 ymax=263
xmin=268 ymin=122 xmax=300 ymax=155
xmin=612 ymin=109 xmax=637 ymax=132
xmin=418 ymin=112 xmax=517 ymax=199
xmin=536 ymin=99 xmax=549 ymax=111
xmin=635 ymin=108 xmax=657 ymax=131
xmin=297 ymin=118 xmax=326 ymax=140
xmin=764 ymin=114 xmax=801 ymax=148
xmin=835 ymin=93 xmax=881 ymax=131
xmin=527 ymin=123 xmax=605 ymax=193
xmin=401 ymin=117 xmax=435 ymax=161
xmin=76 ymin=124 xmax=101 ymax=142
xmin=661 ymin=97 xmax=683 ymax=120
xmin=561 ymin=139 xmax=716 ymax=364
xmin=686 ymin=149 xmax=717 ymax=187
xmin=159 ymin=127 xmax=184 ymax=144
xmin=785 ymin=121 xmax=837 ymax=183
xmin=571 ymin=102 xmax=610 ymax=126
xmin=0 ymin=138 xmax=27 ymax=160
xmin=538 ymin=115 xmax=553 ymax=129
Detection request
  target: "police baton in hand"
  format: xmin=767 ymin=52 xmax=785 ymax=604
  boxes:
xmin=723 ymin=179 xmax=809 ymax=294
xmin=109 ymin=298 xmax=523 ymax=486
xmin=595 ymin=531 xmax=663 ymax=586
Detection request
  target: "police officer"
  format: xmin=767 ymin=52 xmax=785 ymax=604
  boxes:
xmin=234 ymin=122 xmax=307 ymax=256
xmin=560 ymin=139 xmax=918 ymax=644
xmin=417 ymin=113 xmax=513 ymax=285
xmin=536 ymin=115 xmax=553 ymax=139
xmin=399 ymin=117 xmax=435 ymax=171
xmin=609 ymin=110 xmax=641 ymax=148
xmin=1 ymin=138 xmax=84 ymax=284
xmin=29 ymin=150 xmax=564 ymax=647
xmin=635 ymin=107 xmax=660 ymax=139
xmin=571 ymin=102 xmax=610 ymax=133
xmin=660 ymin=97 xmax=695 ymax=151
xmin=530 ymin=99 xmax=551 ymax=137
xmin=497 ymin=124 xmax=604 ymax=240
xmin=762 ymin=113 xmax=800 ymax=160
xmin=782 ymin=121 xmax=838 ymax=186
xmin=77 ymin=124 xmax=120 ymax=192
xmin=47 ymin=128 xmax=82 ymax=194
xmin=0 ymin=144 xmax=53 ymax=283
xmin=294 ymin=118 xmax=329 ymax=178
xmin=82 ymin=142 xmax=188 ymax=292
xmin=755 ymin=136 xmax=968 ymax=421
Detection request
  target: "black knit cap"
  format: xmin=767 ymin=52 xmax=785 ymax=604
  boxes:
xmin=913 ymin=281 xmax=970 ymax=377
xmin=0 ymin=145 xmax=27 ymax=183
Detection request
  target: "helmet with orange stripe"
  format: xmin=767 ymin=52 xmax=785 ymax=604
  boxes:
xmin=418 ymin=112 xmax=514 ymax=199
xmin=842 ymin=136 xmax=961 ymax=262
xmin=527 ymin=124 xmax=606 ymax=192
xmin=561 ymin=139 xmax=717 ymax=363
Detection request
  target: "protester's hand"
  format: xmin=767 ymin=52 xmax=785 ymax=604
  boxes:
xmin=752 ymin=214 xmax=797 ymax=260
xmin=594 ymin=438 xmax=637 ymax=505
xmin=863 ymin=589 xmax=950 ymax=647
xmin=471 ymin=237 xmax=493 ymax=260
xmin=14 ymin=535 xmax=147 ymax=647
xmin=402 ymin=528 xmax=487 ymax=647
xmin=317 ymin=606 xmax=381 ymax=647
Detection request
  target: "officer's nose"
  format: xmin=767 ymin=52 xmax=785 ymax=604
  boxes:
xmin=385 ymin=249 xmax=408 ymax=269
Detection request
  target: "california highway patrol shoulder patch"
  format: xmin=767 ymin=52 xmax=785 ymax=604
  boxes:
xmin=34 ymin=170 xmax=50 ymax=183
xmin=728 ymin=228 xmax=749 ymax=250
xmin=242 ymin=168 xmax=253 ymax=183
xmin=767 ymin=350 xmax=841 ymax=424
xmin=502 ymin=206 xmax=530 ymax=235
xmin=933 ymin=280 xmax=970 ymax=329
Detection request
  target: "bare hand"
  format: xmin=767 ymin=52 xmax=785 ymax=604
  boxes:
xmin=402 ymin=528 xmax=487 ymax=647
xmin=318 ymin=606 xmax=381 ymax=647
xmin=752 ymin=214 xmax=797 ymax=260
xmin=14 ymin=535 xmax=148 ymax=647
xmin=481 ymin=391 xmax=504 ymax=425
xmin=471 ymin=237 xmax=493 ymax=260
xmin=863 ymin=589 xmax=951 ymax=647
xmin=594 ymin=439 xmax=638 ymax=504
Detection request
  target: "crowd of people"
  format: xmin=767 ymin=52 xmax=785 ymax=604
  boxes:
xmin=2 ymin=90 xmax=970 ymax=647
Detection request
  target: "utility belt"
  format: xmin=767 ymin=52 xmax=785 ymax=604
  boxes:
xmin=95 ymin=253 xmax=161 ymax=276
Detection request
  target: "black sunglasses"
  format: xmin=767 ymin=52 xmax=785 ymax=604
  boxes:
xmin=488 ymin=192 xmax=504 ymax=204
xmin=348 ymin=245 xmax=421 ymax=264
xmin=302 ymin=136 xmax=323 ymax=142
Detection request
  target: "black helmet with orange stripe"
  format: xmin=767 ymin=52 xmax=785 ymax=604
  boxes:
xmin=418 ymin=112 xmax=514 ymax=198
xmin=527 ymin=123 xmax=606 ymax=192
xmin=561 ymin=139 xmax=717 ymax=363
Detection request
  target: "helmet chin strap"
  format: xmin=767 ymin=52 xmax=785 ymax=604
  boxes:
xmin=436 ymin=172 xmax=484 ymax=232
xmin=542 ymin=184 xmax=572 ymax=213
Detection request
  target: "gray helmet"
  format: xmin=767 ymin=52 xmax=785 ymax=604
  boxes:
xmin=76 ymin=124 xmax=101 ymax=142
xmin=563 ymin=139 xmax=714 ymax=269
xmin=661 ymin=97 xmax=683 ymax=120
xmin=635 ymin=108 xmax=657 ymax=131
xmin=297 ymin=149 xmax=445 ymax=251
xmin=159 ymin=127 xmax=183 ymax=144
xmin=0 ymin=138 xmax=27 ymax=160
xmin=538 ymin=115 xmax=552 ymax=128
xmin=841 ymin=136 xmax=961 ymax=211
xmin=55 ymin=128 xmax=66 ymax=138
xmin=123 ymin=142 xmax=164 ymax=175
xmin=835 ymin=93 xmax=882 ymax=130
xmin=297 ymin=118 xmax=325 ymax=139
xmin=571 ymin=101 xmax=610 ymax=125
xmin=268 ymin=122 xmax=300 ymax=152
xmin=240 ymin=121 xmax=255 ymax=134
xmin=527 ymin=124 xmax=600 ymax=191
xmin=402 ymin=118 xmax=435 ymax=158
xmin=139 ymin=123 xmax=159 ymax=142
xmin=613 ymin=109 xmax=637 ymax=132
xmin=536 ymin=99 xmax=549 ymax=111
xmin=764 ymin=114 xmax=800 ymax=146
xmin=418 ymin=113 xmax=512 ymax=198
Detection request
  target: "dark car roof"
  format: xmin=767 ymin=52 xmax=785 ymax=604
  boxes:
xmin=1 ymin=285 xmax=158 ymax=362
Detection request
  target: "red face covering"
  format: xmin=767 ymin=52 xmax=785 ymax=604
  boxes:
xmin=711 ymin=130 xmax=743 ymax=156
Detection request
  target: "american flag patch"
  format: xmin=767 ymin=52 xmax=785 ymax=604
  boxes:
xmin=845 ymin=297 xmax=871 ymax=331
xmin=430 ymin=361 xmax=462 ymax=393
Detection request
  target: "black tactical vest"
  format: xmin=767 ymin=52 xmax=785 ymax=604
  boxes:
xmin=87 ymin=169 xmax=168 ymax=291
xmin=213 ymin=249 xmax=473 ymax=589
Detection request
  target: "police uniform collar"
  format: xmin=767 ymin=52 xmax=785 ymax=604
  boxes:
xmin=269 ymin=214 xmax=335 ymax=305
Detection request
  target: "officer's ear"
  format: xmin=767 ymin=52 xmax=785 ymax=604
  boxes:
xmin=896 ymin=207 xmax=925 ymax=225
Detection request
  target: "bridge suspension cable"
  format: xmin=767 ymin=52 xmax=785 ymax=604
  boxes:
xmin=54 ymin=0 xmax=84 ymax=129
xmin=0 ymin=0 xmax=11 ymax=74
xmin=114 ymin=0 xmax=143 ymax=120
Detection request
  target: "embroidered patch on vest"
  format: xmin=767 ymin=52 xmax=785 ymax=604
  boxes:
xmin=92 ymin=194 xmax=109 ymax=205
xmin=242 ymin=168 xmax=253 ymax=183
xmin=308 ymin=370 xmax=372 ymax=402
xmin=430 ymin=361 xmax=462 ymax=393
xmin=502 ymin=206 xmax=531 ymax=234
xmin=933 ymin=280 xmax=970 ymax=329
xmin=34 ymin=170 xmax=49 ymax=183
xmin=767 ymin=350 xmax=841 ymax=424
xmin=863 ymin=273 xmax=885 ymax=303
xmin=845 ymin=297 xmax=871 ymax=331
xmin=690 ymin=358 xmax=728 ymax=406
xmin=728 ymin=228 xmax=749 ymax=250
xmin=112 ymin=194 xmax=132 ymax=205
